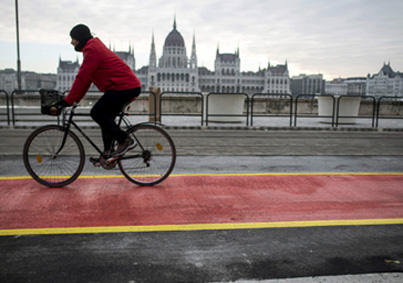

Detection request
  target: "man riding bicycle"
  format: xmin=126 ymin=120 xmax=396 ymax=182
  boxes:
xmin=56 ymin=24 xmax=142 ymax=162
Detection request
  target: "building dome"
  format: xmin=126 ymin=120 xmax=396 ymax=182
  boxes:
xmin=164 ymin=18 xmax=185 ymax=47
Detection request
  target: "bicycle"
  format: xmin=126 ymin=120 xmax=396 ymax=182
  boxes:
xmin=23 ymin=89 xmax=176 ymax=187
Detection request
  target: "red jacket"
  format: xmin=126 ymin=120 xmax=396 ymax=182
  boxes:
xmin=65 ymin=38 xmax=142 ymax=105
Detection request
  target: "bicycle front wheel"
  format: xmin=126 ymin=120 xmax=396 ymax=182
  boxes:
xmin=23 ymin=125 xmax=85 ymax=187
xmin=118 ymin=124 xmax=176 ymax=186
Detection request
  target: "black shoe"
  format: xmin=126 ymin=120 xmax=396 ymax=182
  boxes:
xmin=115 ymin=137 xmax=137 ymax=156
xmin=89 ymin=149 xmax=114 ymax=166
xmin=89 ymin=157 xmax=100 ymax=165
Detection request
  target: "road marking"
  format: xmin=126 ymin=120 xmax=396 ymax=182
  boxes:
xmin=1 ymin=218 xmax=402 ymax=236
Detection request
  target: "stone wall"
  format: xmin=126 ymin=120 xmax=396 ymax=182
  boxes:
xmin=1 ymin=91 xmax=403 ymax=117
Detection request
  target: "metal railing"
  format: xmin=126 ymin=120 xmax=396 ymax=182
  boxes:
xmin=160 ymin=91 xmax=204 ymax=126
xmin=376 ymin=96 xmax=403 ymax=127
xmin=336 ymin=95 xmax=376 ymax=127
xmin=206 ymin=92 xmax=249 ymax=126
xmin=251 ymin=93 xmax=293 ymax=127
xmin=60 ymin=90 xmax=157 ymax=123
xmin=294 ymin=94 xmax=336 ymax=127
xmin=2 ymin=88 xmax=402 ymax=128
xmin=0 ymin=90 xmax=10 ymax=125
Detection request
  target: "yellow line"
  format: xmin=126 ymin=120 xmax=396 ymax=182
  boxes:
xmin=0 ymin=176 xmax=32 ymax=180
xmin=1 ymin=218 xmax=402 ymax=236
xmin=1 ymin=172 xmax=403 ymax=181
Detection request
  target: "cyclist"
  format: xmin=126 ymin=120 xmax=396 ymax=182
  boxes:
xmin=55 ymin=24 xmax=142 ymax=162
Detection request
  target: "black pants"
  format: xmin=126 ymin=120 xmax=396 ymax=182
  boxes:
xmin=90 ymin=87 xmax=141 ymax=151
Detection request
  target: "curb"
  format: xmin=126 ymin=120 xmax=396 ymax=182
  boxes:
xmin=1 ymin=125 xmax=403 ymax=132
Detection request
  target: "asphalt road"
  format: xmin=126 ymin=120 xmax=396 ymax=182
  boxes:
xmin=0 ymin=128 xmax=403 ymax=282
xmin=1 ymin=225 xmax=402 ymax=282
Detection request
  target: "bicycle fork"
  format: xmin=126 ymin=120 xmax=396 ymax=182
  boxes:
xmin=52 ymin=124 xmax=72 ymax=159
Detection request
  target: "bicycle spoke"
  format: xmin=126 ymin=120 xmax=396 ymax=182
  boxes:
xmin=118 ymin=125 xmax=176 ymax=186
xmin=23 ymin=126 xmax=85 ymax=187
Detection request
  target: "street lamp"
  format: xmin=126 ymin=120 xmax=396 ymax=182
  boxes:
xmin=15 ymin=0 xmax=22 ymax=90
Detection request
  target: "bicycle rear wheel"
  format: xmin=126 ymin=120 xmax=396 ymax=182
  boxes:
xmin=118 ymin=124 xmax=176 ymax=186
xmin=23 ymin=125 xmax=85 ymax=187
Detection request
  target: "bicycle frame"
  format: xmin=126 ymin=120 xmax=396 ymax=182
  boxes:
xmin=24 ymin=100 xmax=176 ymax=187
xmin=56 ymin=104 xmax=145 ymax=162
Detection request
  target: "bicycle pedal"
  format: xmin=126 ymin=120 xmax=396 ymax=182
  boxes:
xmin=106 ymin=156 xmax=119 ymax=163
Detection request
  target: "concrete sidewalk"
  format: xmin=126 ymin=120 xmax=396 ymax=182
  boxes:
xmin=1 ymin=127 xmax=403 ymax=156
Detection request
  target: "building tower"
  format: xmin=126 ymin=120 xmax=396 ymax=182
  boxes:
xmin=214 ymin=46 xmax=241 ymax=93
xmin=153 ymin=16 xmax=199 ymax=92
xmin=148 ymin=32 xmax=157 ymax=87
xmin=190 ymin=33 xmax=197 ymax=69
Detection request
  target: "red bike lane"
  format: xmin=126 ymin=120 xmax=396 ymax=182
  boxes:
xmin=1 ymin=173 xmax=403 ymax=235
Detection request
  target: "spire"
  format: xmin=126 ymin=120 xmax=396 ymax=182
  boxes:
xmin=173 ymin=15 xmax=177 ymax=29
xmin=190 ymin=31 xmax=197 ymax=69
xmin=151 ymin=30 xmax=156 ymax=51
xmin=149 ymin=31 xmax=157 ymax=70
xmin=192 ymin=32 xmax=196 ymax=55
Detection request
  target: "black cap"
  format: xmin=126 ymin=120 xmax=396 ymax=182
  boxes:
xmin=70 ymin=24 xmax=93 ymax=51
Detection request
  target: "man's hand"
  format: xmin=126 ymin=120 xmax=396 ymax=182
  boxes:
xmin=49 ymin=99 xmax=71 ymax=116
xmin=54 ymin=98 xmax=71 ymax=108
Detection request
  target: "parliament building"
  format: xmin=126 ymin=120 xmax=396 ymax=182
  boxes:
xmin=57 ymin=18 xmax=291 ymax=96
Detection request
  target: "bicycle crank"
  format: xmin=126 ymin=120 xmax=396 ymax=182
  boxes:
xmin=99 ymin=155 xmax=117 ymax=170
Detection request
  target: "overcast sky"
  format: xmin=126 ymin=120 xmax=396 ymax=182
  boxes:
xmin=1 ymin=0 xmax=403 ymax=80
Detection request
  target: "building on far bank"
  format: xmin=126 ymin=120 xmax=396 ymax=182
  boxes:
xmin=290 ymin=74 xmax=324 ymax=97
xmin=136 ymin=18 xmax=291 ymax=95
xmin=0 ymin=68 xmax=56 ymax=93
xmin=56 ymin=57 xmax=80 ymax=92
xmin=346 ymin=77 xmax=366 ymax=96
xmin=366 ymin=62 xmax=403 ymax=97
xmin=325 ymin=77 xmax=347 ymax=96
xmin=56 ymin=47 xmax=136 ymax=93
